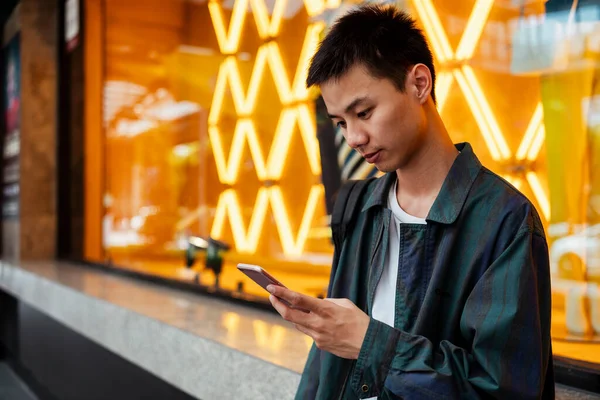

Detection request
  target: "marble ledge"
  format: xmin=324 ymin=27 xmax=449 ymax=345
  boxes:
xmin=0 ymin=260 xmax=306 ymax=400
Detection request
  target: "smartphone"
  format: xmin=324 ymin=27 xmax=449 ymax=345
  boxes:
xmin=237 ymin=263 xmax=287 ymax=291
xmin=237 ymin=263 xmax=309 ymax=312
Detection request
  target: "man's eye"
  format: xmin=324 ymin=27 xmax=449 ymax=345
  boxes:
xmin=357 ymin=108 xmax=372 ymax=119
xmin=336 ymin=121 xmax=346 ymax=129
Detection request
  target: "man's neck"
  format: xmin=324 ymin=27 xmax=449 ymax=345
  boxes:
xmin=395 ymin=116 xmax=458 ymax=219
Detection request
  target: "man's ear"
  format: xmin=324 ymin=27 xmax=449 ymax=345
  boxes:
xmin=409 ymin=64 xmax=433 ymax=105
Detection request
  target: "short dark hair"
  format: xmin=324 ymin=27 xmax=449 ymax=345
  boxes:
xmin=306 ymin=4 xmax=436 ymax=103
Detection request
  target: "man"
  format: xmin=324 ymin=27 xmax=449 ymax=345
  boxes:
xmin=267 ymin=4 xmax=554 ymax=399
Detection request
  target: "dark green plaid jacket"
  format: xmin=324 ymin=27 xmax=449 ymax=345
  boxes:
xmin=296 ymin=143 xmax=554 ymax=399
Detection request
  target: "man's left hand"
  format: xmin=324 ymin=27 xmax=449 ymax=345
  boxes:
xmin=267 ymin=285 xmax=370 ymax=360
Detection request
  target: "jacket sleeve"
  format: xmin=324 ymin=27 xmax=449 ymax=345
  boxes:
xmin=350 ymin=227 xmax=553 ymax=399
xmin=295 ymin=237 xmax=346 ymax=399
xmin=295 ymin=343 xmax=322 ymax=400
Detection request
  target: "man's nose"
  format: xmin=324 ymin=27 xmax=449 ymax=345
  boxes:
xmin=345 ymin=124 xmax=368 ymax=149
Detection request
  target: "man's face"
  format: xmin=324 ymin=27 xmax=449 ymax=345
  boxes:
xmin=321 ymin=64 xmax=427 ymax=173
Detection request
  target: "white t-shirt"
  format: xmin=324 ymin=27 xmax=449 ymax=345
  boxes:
xmin=365 ymin=180 xmax=426 ymax=400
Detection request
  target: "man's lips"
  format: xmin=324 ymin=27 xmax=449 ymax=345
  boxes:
xmin=363 ymin=150 xmax=381 ymax=163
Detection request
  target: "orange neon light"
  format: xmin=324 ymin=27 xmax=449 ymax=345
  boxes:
xmin=208 ymin=105 xmax=320 ymax=184
xmin=208 ymin=120 xmax=268 ymax=184
xmin=209 ymin=29 xmax=323 ymax=123
xmin=517 ymin=103 xmax=545 ymax=161
xmin=211 ymin=186 xmax=324 ymax=255
xmin=413 ymin=0 xmax=551 ymax=222
xmin=527 ymin=172 xmax=551 ymax=221
xmin=208 ymin=0 xmax=248 ymax=54
xmin=412 ymin=0 xmax=453 ymax=62
xmin=209 ymin=0 xmax=331 ymax=53
xmin=435 ymin=71 xmax=454 ymax=111
xmin=207 ymin=15 xmax=326 ymax=254
xmin=211 ymin=188 xmax=270 ymax=253
xmin=453 ymin=67 xmax=510 ymax=161
xmin=455 ymin=0 xmax=494 ymax=61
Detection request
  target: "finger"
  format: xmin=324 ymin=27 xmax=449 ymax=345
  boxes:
xmin=270 ymin=295 xmax=315 ymax=326
xmin=324 ymin=298 xmax=356 ymax=309
xmin=267 ymin=285 xmax=324 ymax=314
xmin=294 ymin=323 xmax=318 ymax=339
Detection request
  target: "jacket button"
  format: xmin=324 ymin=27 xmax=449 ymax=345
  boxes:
xmin=361 ymin=384 xmax=369 ymax=392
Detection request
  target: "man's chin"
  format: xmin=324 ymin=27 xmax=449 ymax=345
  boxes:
xmin=373 ymin=163 xmax=394 ymax=174
xmin=369 ymin=154 xmax=400 ymax=173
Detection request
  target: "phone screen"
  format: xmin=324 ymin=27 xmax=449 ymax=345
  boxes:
xmin=237 ymin=264 xmax=309 ymax=313
xmin=238 ymin=264 xmax=286 ymax=291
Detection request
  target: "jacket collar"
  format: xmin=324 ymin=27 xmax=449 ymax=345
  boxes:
xmin=362 ymin=142 xmax=482 ymax=224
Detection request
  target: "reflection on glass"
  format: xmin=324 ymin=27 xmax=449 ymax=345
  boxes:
xmin=409 ymin=0 xmax=600 ymax=363
xmin=92 ymin=0 xmax=600 ymax=366
xmin=509 ymin=0 xmax=600 ymax=362
xmin=100 ymin=0 xmax=333 ymax=301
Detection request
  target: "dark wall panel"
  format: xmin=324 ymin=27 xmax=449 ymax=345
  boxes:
xmin=0 ymin=289 xmax=198 ymax=400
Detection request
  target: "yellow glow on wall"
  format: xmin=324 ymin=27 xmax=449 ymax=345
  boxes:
xmin=207 ymin=10 xmax=325 ymax=255
xmin=208 ymin=105 xmax=321 ymax=184
xmin=528 ymin=125 xmax=545 ymax=162
xmin=507 ymin=102 xmax=547 ymax=216
xmin=208 ymin=0 xmax=247 ymax=54
xmin=209 ymin=120 xmax=268 ymax=184
xmin=527 ymin=172 xmax=551 ymax=221
xmin=211 ymin=186 xmax=324 ymax=255
xmin=503 ymin=176 xmax=523 ymax=190
xmin=454 ymin=66 xmax=511 ymax=161
xmin=414 ymin=0 xmax=491 ymax=64
xmin=209 ymin=0 xmax=286 ymax=54
xmin=517 ymin=102 xmax=545 ymax=161
xmin=209 ymin=0 xmax=329 ymax=54
xmin=435 ymin=71 xmax=454 ymax=111
xmin=207 ymin=0 xmax=551 ymax=257
xmin=412 ymin=0 xmax=453 ymax=63
xmin=250 ymin=0 xmax=287 ymax=39
xmin=413 ymin=0 xmax=550 ymax=221
xmin=211 ymin=188 xmax=270 ymax=253
xmin=269 ymin=185 xmax=324 ymax=256
xmin=209 ymin=29 xmax=323 ymax=124
xmin=267 ymin=104 xmax=321 ymax=180
xmin=304 ymin=0 xmax=341 ymax=16
xmin=455 ymin=0 xmax=494 ymax=61
xmin=293 ymin=23 xmax=326 ymax=101
xmin=209 ymin=48 xmax=269 ymax=122
xmin=413 ymin=0 xmax=509 ymax=161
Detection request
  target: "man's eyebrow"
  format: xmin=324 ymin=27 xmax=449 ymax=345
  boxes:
xmin=327 ymin=96 xmax=369 ymax=119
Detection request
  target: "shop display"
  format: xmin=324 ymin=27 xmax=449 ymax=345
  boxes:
xmin=85 ymin=0 xmax=600 ymax=364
